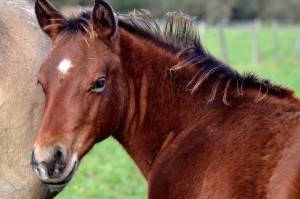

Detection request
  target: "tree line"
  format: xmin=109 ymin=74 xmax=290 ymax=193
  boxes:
xmin=51 ymin=0 xmax=300 ymax=23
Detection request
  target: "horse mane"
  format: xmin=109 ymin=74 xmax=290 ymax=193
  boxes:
xmin=117 ymin=11 xmax=295 ymax=103
xmin=54 ymin=11 xmax=295 ymax=103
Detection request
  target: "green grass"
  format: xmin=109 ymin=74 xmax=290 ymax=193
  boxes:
xmin=56 ymin=26 xmax=300 ymax=199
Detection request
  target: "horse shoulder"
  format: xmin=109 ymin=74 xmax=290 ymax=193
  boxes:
xmin=267 ymin=121 xmax=300 ymax=199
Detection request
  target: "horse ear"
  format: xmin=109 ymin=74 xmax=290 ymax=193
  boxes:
xmin=92 ymin=0 xmax=118 ymax=41
xmin=35 ymin=0 xmax=66 ymax=41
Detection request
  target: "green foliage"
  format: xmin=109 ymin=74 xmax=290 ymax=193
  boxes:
xmin=50 ymin=0 xmax=75 ymax=8
xmin=56 ymin=26 xmax=300 ymax=199
xmin=109 ymin=0 xmax=147 ymax=13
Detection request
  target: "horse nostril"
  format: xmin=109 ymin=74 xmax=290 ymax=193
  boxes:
xmin=48 ymin=145 xmax=67 ymax=178
xmin=55 ymin=149 xmax=66 ymax=170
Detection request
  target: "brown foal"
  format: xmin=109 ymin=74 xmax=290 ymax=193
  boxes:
xmin=31 ymin=0 xmax=300 ymax=198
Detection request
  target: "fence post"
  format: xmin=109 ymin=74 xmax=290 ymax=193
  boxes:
xmin=295 ymin=25 xmax=300 ymax=57
xmin=219 ymin=20 xmax=228 ymax=63
xmin=199 ymin=20 xmax=206 ymax=38
xmin=252 ymin=19 xmax=261 ymax=64
xmin=272 ymin=20 xmax=279 ymax=60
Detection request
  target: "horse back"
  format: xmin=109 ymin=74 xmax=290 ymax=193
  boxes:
xmin=149 ymin=96 xmax=300 ymax=199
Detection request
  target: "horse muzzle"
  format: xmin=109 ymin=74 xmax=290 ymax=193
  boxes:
xmin=31 ymin=145 xmax=78 ymax=186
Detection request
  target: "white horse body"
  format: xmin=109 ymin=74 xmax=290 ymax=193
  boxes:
xmin=0 ymin=0 xmax=50 ymax=198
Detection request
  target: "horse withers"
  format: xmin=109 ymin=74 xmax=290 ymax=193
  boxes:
xmin=31 ymin=0 xmax=300 ymax=198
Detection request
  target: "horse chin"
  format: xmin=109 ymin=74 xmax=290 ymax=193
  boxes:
xmin=47 ymin=183 xmax=66 ymax=196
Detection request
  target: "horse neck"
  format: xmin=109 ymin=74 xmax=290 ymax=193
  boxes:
xmin=113 ymin=28 xmax=208 ymax=179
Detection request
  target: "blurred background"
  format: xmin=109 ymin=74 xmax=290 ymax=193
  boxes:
xmin=50 ymin=0 xmax=300 ymax=198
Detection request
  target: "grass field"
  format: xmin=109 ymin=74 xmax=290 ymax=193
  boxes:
xmin=56 ymin=26 xmax=300 ymax=199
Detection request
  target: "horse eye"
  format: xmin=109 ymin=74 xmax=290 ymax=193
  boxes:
xmin=91 ymin=77 xmax=106 ymax=93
